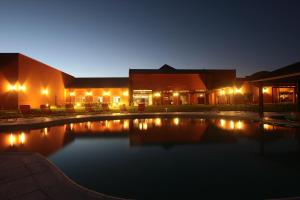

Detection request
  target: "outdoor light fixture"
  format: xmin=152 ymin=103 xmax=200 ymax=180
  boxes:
xmin=123 ymin=91 xmax=129 ymax=96
xmin=234 ymin=88 xmax=243 ymax=94
xmin=70 ymin=92 xmax=75 ymax=96
xmin=7 ymin=83 xmax=26 ymax=92
xmin=219 ymin=90 xmax=225 ymax=96
xmin=154 ymin=92 xmax=161 ymax=97
xmin=263 ymin=87 xmax=269 ymax=94
xmin=41 ymin=89 xmax=49 ymax=95
xmin=85 ymin=91 xmax=93 ymax=96
xmin=228 ymin=88 xmax=234 ymax=94
xmin=173 ymin=92 xmax=179 ymax=97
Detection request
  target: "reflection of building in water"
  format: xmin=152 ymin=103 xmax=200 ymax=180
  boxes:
xmin=0 ymin=126 xmax=73 ymax=156
xmin=65 ymin=119 xmax=130 ymax=134
xmin=217 ymin=119 xmax=246 ymax=131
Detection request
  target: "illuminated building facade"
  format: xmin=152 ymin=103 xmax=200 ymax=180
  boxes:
xmin=0 ymin=53 xmax=299 ymax=109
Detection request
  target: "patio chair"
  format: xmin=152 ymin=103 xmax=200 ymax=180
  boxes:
xmin=138 ymin=103 xmax=145 ymax=112
xmin=40 ymin=104 xmax=52 ymax=114
xmin=101 ymin=103 xmax=110 ymax=112
xmin=65 ymin=104 xmax=75 ymax=113
xmin=19 ymin=105 xmax=32 ymax=115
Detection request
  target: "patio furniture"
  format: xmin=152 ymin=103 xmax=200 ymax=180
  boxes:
xmin=19 ymin=105 xmax=32 ymax=115
xmin=40 ymin=104 xmax=51 ymax=114
xmin=101 ymin=103 xmax=109 ymax=112
xmin=65 ymin=104 xmax=75 ymax=113
xmin=138 ymin=103 xmax=145 ymax=112
xmin=120 ymin=104 xmax=127 ymax=112
xmin=84 ymin=103 xmax=94 ymax=112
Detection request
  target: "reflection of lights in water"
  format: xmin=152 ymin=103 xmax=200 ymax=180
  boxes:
xmin=263 ymin=124 xmax=273 ymax=130
xmin=220 ymin=119 xmax=226 ymax=127
xmin=105 ymin=120 xmax=110 ymax=128
xmin=70 ymin=123 xmax=74 ymax=130
xmin=173 ymin=118 xmax=179 ymax=125
xmin=236 ymin=121 xmax=243 ymax=130
xmin=139 ymin=123 xmax=143 ymax=130
xmin=113 ymin=120 xmax=121 ymax=123
xmin=87 ymin=121 xmax=91 ymax=128
xmin=143 ymin=122 xmax=148 ymax=130
xmin=9 ymin=133 xmax=16 ymax=146
xmin=43 ymin=128 xmax=48 ymax=136
xmin=134 ymin=119 xmax=139 ymax=125
xmin=123 ymin=120 xmax=129 ymax=129
xmin=230 ymin=120 xmax=234 ymax=129
xmin=155 ymin=118 xmax=162 ymax=126
xmin=19 ymin=132 xmax=26 ymax=144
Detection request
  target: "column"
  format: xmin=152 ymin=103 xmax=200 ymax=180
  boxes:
xmin=258 ymin=84 xmax=264 ymax=117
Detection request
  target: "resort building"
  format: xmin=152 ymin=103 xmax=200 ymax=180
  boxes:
xmin=0 ymin=53 xmax=299 ymax=110
xmin=65 ymin=77 xmax=129 ymax=108
xmin=129 ymin=64 xmax=236 ymax=105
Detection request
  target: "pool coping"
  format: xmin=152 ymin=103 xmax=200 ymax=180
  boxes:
xmin=0 ymin=152 xmax=129 ymax=200
xmin=0 ymin=111 xmax=299 ymax=131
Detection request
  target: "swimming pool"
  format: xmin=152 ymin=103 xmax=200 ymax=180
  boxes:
xmin=1 ymin=117 xmax=299 ymax=199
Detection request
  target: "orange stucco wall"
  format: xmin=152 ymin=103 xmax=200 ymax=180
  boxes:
xmin=130 ymin=73 xmax=207 ymax=91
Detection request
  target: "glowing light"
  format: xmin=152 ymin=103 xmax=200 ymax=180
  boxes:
xmin=234 ymin=88 xmax=243 ymax=94
xmin=123 ymin=120 xmax=129 ymax=129
xmin=7 ymin=84 xmax=17 ymax=91
xmin=139 ymin=122 xmax=143 ymax=130
xmin=41 ymin=89 xmax=49 ymax=95
xmin=173 ymin=118 xmax=179 ymax=125
xmin=103 ymin=91 xmax=111 ymax=96
xmin=19 ymin=85 xmax=26 ymax=91
xmin=70 ymin=123 xmax=74 ymax=130
xmin=263 ymin=124 xmax=272 ymax=130
xmin=154 ymin=92 xmax=161 ymax=97
xmin=173 ymin=92 xmax=179 ymax=97
xmin=230 ymin=120 xmax=235 ymax=129
xmin=199 ymin=93 xmax=204 ymax=97
xmin=228 ymin=88 xmax=234 ymax=94
xmin=9 ymin=134 xmax=16 ymax=146
xmin=220 ymin=119 xmax=226 ymax=127
xmin=19 ymin=132 xmax=26 ymax=144
xmin=155 ymin=118 xmax=162 ymax=126
xmin=122 ymin=91 xmax=129 ymax=96
xmin=76 ymin=102 xmax=81 ymax=107
xmin=236 ymin=120 xmax=243 ymax=129
xmin=219 ymin=90 xmax=225 ymax=96
xmin=43 ymin=128 xmax=48 ymax=136
xmin=263 ymin=87 xmax=269 ymax=94
xmin=70 ymin=92 xmax=75 ymax=96
xmin=143 ymin=122 xmax=148 ymax=130
xmin=85 ymin=91 xmax=93 ymax=96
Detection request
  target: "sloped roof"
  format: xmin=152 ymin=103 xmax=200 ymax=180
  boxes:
xmin=66 ymin=77 xmax=129 ymax=88
xmin=129 ymin=64 xmax=235 ymax=74
xmin=249 ymin=62 xmax=300 ymax=83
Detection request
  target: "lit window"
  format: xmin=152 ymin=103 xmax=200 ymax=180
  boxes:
xmin=154 ymin=92 xmax=161 ymax=97
xmin=113 ymin=96 xmax=120 ymax=104
xmin=85 ymin=91 xmax=93 ymax=96
xmin=70 ymin=92 xmax=75 ymax=96
xmin=122 ymin=91 xmax=129 ymax=96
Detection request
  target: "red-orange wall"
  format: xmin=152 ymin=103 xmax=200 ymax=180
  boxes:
xmin=18 ymin=54 xmax=74 ymax=108
xmin=130 ymin=73 xmax=207 ymax=91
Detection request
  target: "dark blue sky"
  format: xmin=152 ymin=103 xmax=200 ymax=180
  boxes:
xmin=0 ymin=0 xmax=299 ymax=77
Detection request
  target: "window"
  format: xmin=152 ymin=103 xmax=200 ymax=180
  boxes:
xmin=113 ymin=96 xmax=120 ymax=104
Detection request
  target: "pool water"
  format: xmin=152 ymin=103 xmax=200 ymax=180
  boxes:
xmin=1 ymin=118 xmax=300 ymax=200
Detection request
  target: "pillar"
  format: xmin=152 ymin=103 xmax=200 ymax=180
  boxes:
xmin=258 ymin=84 xmax=264 ymax=117
xmin=297 ymin=80 xmax=300 ymax=112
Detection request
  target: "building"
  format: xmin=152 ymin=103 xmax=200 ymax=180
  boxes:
xmin=129 ymin=64 xmax=236 ymax=105
xmin=65 ymin=77 xmax=129 ymax=107
xmin=0 ymin=53 xmax=73 ymax=109
xmin=0 ymin=53 xmax=299 ymax=110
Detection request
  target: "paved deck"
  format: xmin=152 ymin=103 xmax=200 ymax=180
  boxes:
xmin=0 ymin=152 xmax=126 ymax=200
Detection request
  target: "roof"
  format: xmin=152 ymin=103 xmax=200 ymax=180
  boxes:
xmin=249 ymin=62 xmax=300 ymax=83
xmin=129 ymin=64 xmax=236 ymax=74
xmin=66 ymin=77 xmax=129 ymax=88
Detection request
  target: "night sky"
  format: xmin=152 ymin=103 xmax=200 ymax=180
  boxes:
xmin=0 ymin=0 xmax=299 ymax=77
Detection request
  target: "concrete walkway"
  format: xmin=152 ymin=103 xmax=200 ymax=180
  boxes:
xmin=0 ymin=152 xmax=126 ymax=200
xmin=0 ymin=111 xmax=299 ymax=131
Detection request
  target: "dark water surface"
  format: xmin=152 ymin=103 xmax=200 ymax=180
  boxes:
xmin=1 ymin=118 xmax=300 ymax=200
